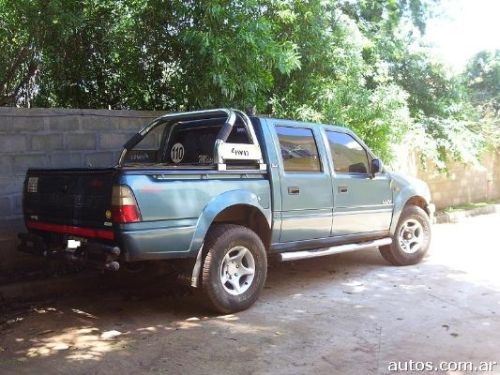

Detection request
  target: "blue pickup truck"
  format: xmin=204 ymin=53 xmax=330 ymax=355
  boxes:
xmin=19 ymin=108 xmax=434 ymax=313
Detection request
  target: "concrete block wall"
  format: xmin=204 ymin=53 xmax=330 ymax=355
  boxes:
xmin=0 ymin=107 xmax=162 ymax=269
xmin=389 ymin=144 xmax=500 ymax=210
xmin=417 ymin=152 xmax=500 ymax=210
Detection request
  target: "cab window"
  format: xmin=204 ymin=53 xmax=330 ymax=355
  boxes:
xmin=326 ymin=131 xmax=369 ymax=174
xmin=124 ymin=119 xmax=250 ymax=165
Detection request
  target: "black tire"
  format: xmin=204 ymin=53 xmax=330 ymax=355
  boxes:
xmin=201 ymin=224 xmax=267 ymax=313
xmin=380 ymin=205 xmax=431 ymax=266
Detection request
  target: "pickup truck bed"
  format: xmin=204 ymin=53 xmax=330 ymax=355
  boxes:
xmin=19 ymin=108 xmax=433 ymax=313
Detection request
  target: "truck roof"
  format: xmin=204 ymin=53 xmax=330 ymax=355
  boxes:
xmin=255 ymin=116 xmax=354 ymax=135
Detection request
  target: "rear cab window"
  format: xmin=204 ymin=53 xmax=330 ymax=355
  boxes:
xmin=275 ymin=126 xmax=321 ymax=172
xmin=124 ymin=118 xmax=250 ymax=167
xmin=325 ymin=131 xmax=369 ymax=174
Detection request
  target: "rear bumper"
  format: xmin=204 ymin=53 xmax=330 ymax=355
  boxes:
xmin=18 ymin=232 xmax=121 ymax=271
xmin=21 ymin=219 xmax=198 ymax=263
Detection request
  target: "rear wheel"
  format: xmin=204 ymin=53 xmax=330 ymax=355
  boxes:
xmin=380 ymin=205 xmax=431 ymax=266
xmin=201 ymin=224 xmax=267 ymax=313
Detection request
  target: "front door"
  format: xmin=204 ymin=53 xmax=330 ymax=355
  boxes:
xmin=324 ymin=130 xmax=393 ymax=236
xmin=274 ymin=124 xmax=334 ymax=242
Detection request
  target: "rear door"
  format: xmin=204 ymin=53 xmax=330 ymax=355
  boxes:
xmin=273 ymin=123 xmax=333 ymax=242
xmin=324 ymin=130 xmax=393 ymax=236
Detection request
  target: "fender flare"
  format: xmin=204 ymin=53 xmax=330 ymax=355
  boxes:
xmin=390 ymin=187 xmax=430 ymax=235
xmin=188 ymin=189 xmax=271 ymax=287
xmin=189 ymin=189 xmax=271 ymax=255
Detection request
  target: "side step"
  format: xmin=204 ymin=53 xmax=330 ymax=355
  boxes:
xmin=278 ymin=237 xmax=392 ymax=262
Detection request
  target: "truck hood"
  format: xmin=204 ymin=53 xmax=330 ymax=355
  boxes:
xmin=386 ymin=171 xmax=432 ymax=203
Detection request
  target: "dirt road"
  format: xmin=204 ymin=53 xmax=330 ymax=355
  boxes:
xmin=1 ymin=214 xmax=499 ymax=374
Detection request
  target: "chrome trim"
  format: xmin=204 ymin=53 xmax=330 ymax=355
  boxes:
xmin=278 ymin=237 xmax=392 ymax=262
xmin=333 ymin=208 xmax=393 ymax=215
xmin=334 ymin=204 xmax=394 ymax=210
xmin=271 ymin=230 xmax=390 ymax=252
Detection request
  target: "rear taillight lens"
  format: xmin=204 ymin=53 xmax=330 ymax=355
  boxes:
xmin=111 ymin=185 xmax=141 ymax=223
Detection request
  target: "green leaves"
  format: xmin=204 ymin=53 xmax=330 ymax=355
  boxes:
xmin=276 ymin=42 xmax=301 ymax=75
xmin=465 ymin=50 xmax=500 ymax=109
xmin=463 ymin=50 xmax=500 ymax=150
xmin=1 ymin=0 xmax=491 ymax=169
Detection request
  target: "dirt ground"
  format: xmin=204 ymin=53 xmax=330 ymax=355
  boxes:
xmin=1 ymin=214 xmax=499 ymax=375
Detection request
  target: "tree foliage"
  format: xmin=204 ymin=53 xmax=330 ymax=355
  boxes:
xmin=465 ymin=50 xmax=500 ymax=112
xmin=463 ymin=49 xmax=500 ymax=150
xmin=0 ymin=0 xmax=494 ymax=166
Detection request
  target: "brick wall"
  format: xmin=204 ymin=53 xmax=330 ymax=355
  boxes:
xmin=0 ymin=107 xmax=162 ymax=269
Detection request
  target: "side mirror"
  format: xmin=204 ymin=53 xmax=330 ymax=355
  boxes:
xmin=371 ymin=158 xmax=383 ymax=176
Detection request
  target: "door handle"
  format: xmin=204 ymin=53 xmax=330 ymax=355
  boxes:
xmin=338 ymin=186 xmax=348 ymax=193
xmin=288 ymin=186 xmax=300 ymax=195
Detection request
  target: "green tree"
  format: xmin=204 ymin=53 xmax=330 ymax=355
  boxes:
xmin=266 ymin=0 xmax=430 ymax=159
xmin=464 ymin=50 xmax=500 ymax=149
xmin=465 ymin=50 xmax=500 ymax=112
xmin=29 ymin=0 xmax=301 ymax=110
xmin=1 ymin=0 xmax=489 ymax=166
xmin=0 ymin=0 xmax=41 ymax=106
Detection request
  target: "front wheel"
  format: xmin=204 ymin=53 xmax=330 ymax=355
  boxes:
xmin=201 ymin=224 xmax=267 ymax=313
xmin=380 ymin=205 xmax=431 ymax=266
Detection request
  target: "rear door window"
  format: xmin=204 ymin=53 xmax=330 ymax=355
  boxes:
xmin=275 ymin=126 xmax=321 ymax=172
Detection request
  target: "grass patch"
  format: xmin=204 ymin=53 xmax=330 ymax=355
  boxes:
xmin=443 ymin=199 xmax=500 ymax=213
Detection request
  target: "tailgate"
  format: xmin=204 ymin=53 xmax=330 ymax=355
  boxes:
xmin=23 ymin=168 xmax=116 ymax=230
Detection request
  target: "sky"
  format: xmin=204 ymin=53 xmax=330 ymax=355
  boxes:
xmin=424 ymin=0 xmax=500 ymax=72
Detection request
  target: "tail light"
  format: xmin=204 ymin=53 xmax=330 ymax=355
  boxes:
xmin=111 ymin=185 xmax=141 ymax=223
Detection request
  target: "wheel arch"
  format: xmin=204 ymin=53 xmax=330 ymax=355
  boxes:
xmin=211 ymin=204 xmax=272 ymax=250
xmin=405 ymin=196 xmax=430 ymax=215
xmin=188 ymin=189 xmax=272 ymax=256
xmin=188 ymin=190 xmax=271 ymax=288
xmin=390 ymin=192 xmax=431 ymax=235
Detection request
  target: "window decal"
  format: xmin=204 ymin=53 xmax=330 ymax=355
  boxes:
xmin=170 ymin=143 xmax=185 ymax=163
